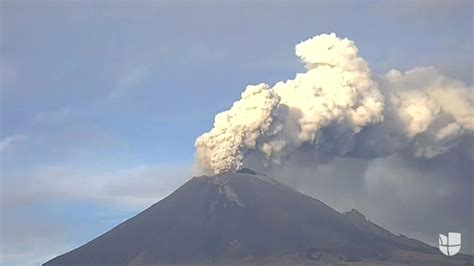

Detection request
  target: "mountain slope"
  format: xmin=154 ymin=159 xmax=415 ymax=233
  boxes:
xmin=44 ymin=169 xmax=473 ymax=266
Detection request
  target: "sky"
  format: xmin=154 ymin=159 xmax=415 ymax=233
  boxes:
xmin=0 ymin=1 xmax=473 ymax=265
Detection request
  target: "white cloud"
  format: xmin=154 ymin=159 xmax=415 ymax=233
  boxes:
xmin=0 ymin=134 xmax=26 ymax=153
xmin=0 ymin=163 xmax=192 ymax=265
xmin=109 ymin=66 xmax=150 ymax=98
xmin=0 ymin=215 xmax=73 ymax=266
xmin=1 ymin=164 xmax=191 ymax=209
xmin=31 ymin=108 xmax=72 ymax=125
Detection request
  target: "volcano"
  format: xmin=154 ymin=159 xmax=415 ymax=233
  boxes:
xmin=44 ymin=169 xmax=472 ymax=265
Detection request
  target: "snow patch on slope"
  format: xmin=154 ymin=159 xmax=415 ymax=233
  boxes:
xmin=211 ymin=176 xmax=245 ymax=207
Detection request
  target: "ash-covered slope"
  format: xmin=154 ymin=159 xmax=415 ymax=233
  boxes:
xmin=44 ymin=170 xmax=472 ymax=266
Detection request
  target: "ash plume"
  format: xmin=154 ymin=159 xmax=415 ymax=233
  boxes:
xmin=195 ymin=33 xmax=473 ymax=174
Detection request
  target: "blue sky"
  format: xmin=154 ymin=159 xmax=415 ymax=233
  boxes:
xmin=1 ymin=1 xmax=473 ymax=265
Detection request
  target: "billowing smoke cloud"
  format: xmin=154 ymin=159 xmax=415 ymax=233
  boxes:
xmin=195 ymin=33 xmax=473 ymax=174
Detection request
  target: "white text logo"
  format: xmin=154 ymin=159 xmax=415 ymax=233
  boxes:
xmin=439 ymin=232 xmax=461 ymax=256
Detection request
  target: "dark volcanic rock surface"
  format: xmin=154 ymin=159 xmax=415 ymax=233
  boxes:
xmin=44 ymin=169 xmax=473 ymax=266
